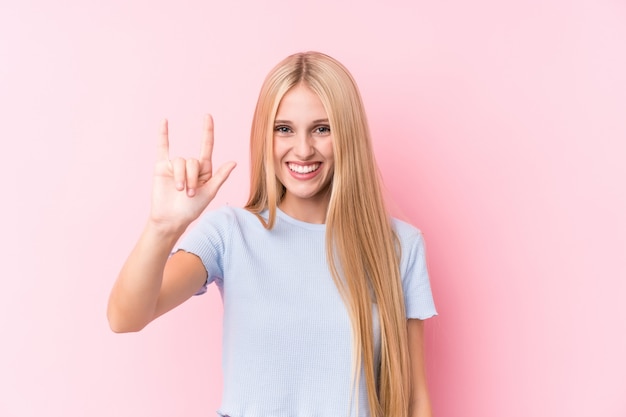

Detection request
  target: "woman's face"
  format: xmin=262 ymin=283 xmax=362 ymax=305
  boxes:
xmin=273 ymin=84 xmax=335 ymax=219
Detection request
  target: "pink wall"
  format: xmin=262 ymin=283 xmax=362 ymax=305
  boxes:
xmin=1 ymin=1 xmax=624 ymax=416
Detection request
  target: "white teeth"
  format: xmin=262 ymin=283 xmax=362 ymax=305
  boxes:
xmin=288 ymin=163 xmax=320 ymax=174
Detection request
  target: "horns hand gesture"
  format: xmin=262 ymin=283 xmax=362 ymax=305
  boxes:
xmin=150 ymin=114 xmax=236 ymax=231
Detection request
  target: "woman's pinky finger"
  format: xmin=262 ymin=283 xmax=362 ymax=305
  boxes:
xmin=157 ymin=119 xmax=170 ymax=162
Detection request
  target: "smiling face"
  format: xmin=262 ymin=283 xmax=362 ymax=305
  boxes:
xmin=273 ymin=84 xmax=335 ymax=223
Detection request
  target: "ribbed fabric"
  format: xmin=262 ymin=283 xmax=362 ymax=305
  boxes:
xmin=176 ymin=207 xmax=437 ymax=417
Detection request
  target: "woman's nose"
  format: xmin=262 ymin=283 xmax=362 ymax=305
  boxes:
xmin=293 ymin=133 xmax=315 ymax=158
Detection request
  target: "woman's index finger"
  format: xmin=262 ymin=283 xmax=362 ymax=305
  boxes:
xmin=199 ymin=114 xmax=215 ymax=168
xmin=157 ymin=118 xmax=170 ymax=161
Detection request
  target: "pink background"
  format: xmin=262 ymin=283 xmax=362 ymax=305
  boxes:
xmin=1 ymin=1 xmax=625 ymax=416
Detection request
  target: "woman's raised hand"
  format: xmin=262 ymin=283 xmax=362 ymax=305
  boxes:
xmin=150 ymin=114 xmax=236 ymax=232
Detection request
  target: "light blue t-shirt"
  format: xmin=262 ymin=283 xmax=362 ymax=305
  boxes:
xmin=177 ymin=206 xmax=436 ymax=417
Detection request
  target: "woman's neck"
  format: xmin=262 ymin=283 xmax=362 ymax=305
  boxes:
xmin=278 ymin=194 xmax=330 ymax=224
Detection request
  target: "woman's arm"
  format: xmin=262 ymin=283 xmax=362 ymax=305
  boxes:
xmin=107 ymin=224 xmax=207 ymax=333
xmin=408 ymin=319 xmax=433 ymax=417
xmin=107 ymin=115 xmax=235 ymax=333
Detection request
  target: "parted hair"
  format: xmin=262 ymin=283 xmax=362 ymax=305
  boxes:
xmin=245 ymin=51 xmax=410 ymax=417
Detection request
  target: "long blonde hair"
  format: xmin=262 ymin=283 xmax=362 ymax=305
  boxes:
xmin=245 ymin=52 xmax=410 ymax=417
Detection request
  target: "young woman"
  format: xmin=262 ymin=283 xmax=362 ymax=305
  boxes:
xmin=108 ymin=51 xmax=437 ymax=417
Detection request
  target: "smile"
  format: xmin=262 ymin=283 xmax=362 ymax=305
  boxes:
xmin=288 ymin=163 xmax=320 ymax=174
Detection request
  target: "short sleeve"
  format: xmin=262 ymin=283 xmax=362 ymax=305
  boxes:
xmin=396 ymin=222 xmax=437 ymax=320
xmin=175 ymin=208 xmax=233 ymax=295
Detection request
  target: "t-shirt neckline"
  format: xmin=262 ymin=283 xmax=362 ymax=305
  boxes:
xmin=275 ymin=207 xmax=327 ymax=231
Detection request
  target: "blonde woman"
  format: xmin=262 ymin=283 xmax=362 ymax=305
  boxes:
xmin=108 ymin=52 xmax=437 ymax=417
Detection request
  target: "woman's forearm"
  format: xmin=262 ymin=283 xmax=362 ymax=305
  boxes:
xmin=107 ymin=221 xmax=185 ymax=333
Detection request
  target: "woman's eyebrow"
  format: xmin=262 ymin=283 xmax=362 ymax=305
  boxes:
xmin=273 ymin=119 xmax=330 ymax=124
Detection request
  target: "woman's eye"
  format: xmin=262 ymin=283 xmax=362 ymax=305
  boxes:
xmin=274 ymin=125 xmax=292 ymax=134
xmin=314 ymin=126 xmax=331 ymax=135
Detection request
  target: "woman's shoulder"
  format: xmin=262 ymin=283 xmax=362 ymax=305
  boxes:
xmin=199 ymin=205 xmax=266 ymax=229
xmin=391 ymin=217 xmax=424 ymax=243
